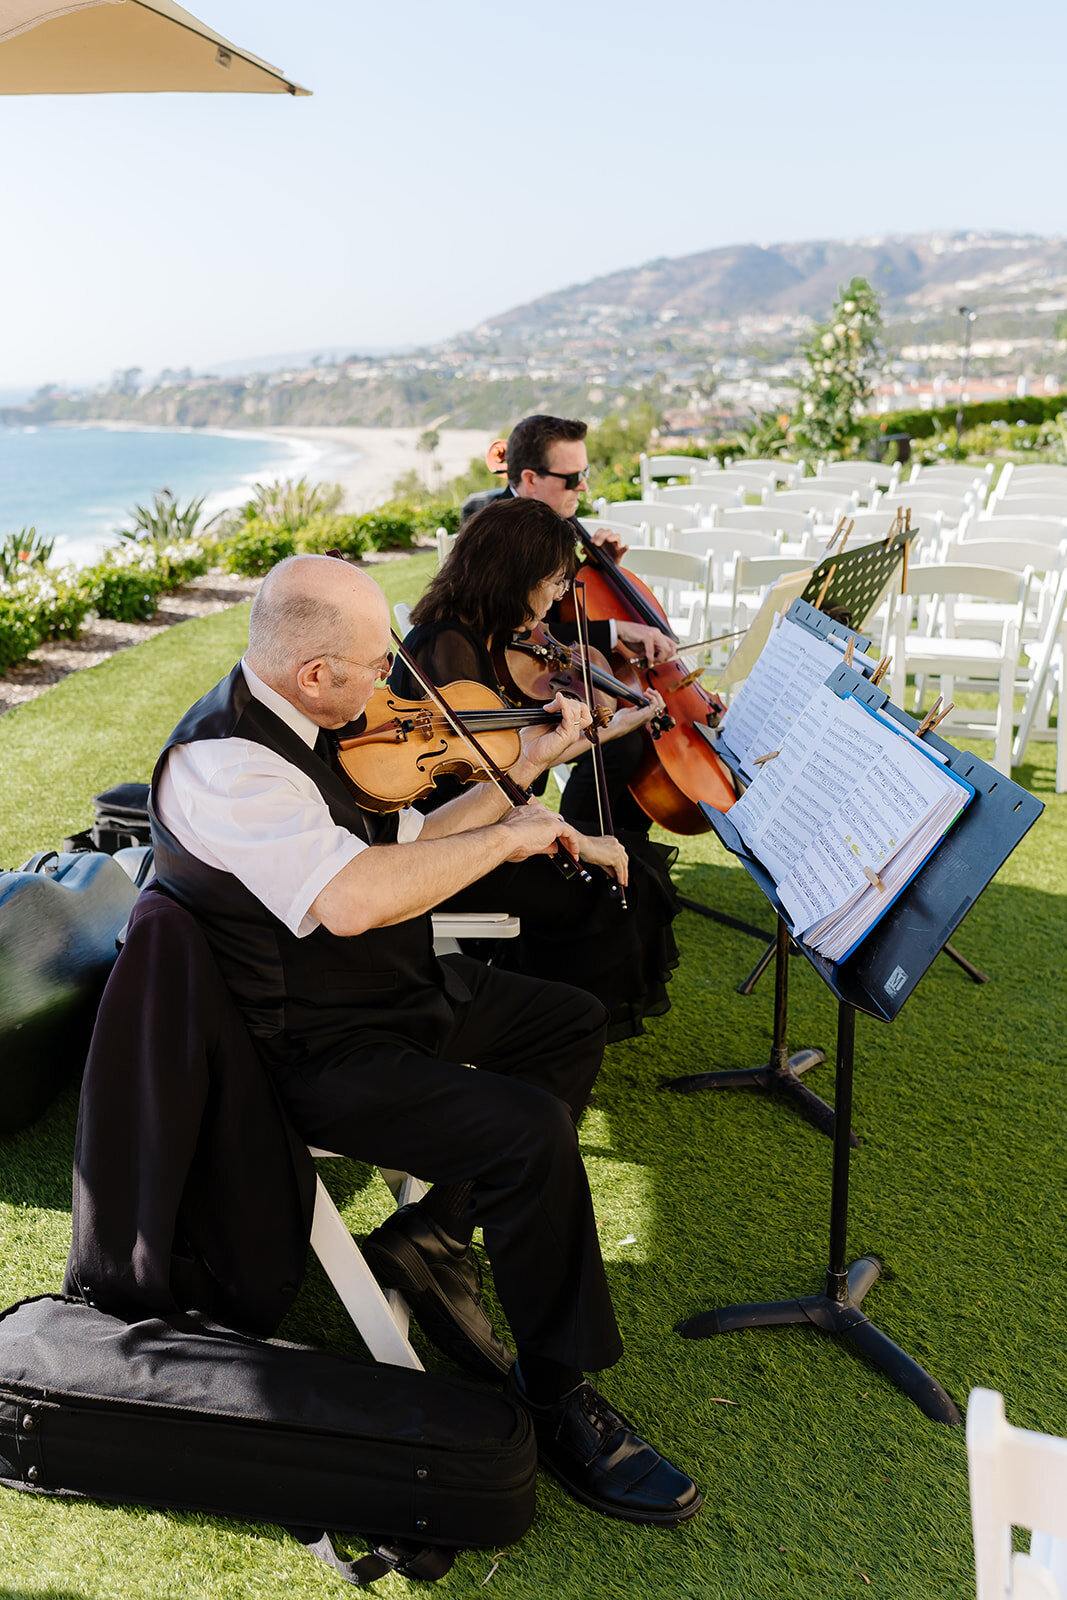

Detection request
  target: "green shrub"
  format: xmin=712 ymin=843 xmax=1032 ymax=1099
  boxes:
xmin=31 ymin=572 xmax=94 ymax=640
xmin=349 ymin=508 xmax=419 ymax=550
xmin=871 ymin=392 xmax=1067 ymax=442
xmin=82 ymin=544 xmax=168 ymax=622
xmin=221 ymin=518 xmax=298 ymax=577
xmin=0 ymin=585 xmax=45 ymax=671
xmin=296 ymin=512 xmax=374 ymax=559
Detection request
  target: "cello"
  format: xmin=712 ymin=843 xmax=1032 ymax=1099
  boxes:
xmin=559 ymin=525 xmax=737 ymax=834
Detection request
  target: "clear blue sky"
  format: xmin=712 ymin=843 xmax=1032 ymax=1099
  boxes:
xmin=2 ymin=0 xmax=1065 ymax=387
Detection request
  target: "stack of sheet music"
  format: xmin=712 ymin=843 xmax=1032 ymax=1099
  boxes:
xmin=719 ymin=616 xmax=877 ymax=782
xmin=728 ymin=684 xmax=974 ymax=962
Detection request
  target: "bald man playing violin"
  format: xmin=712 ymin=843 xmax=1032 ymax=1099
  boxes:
xmin=149 ymin=553 xmax=701 ymax=1530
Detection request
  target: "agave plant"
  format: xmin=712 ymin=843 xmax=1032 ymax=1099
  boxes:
xmin=121 ymin=488 xmax=208 ymax=544
xmin=0 ymin=526 xmax=56 ymax=582
xmin=246 ymin=476 xmax=343 ymax=528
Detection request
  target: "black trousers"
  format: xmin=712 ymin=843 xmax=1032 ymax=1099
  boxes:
xmin=262 ymin=959 xmax=622 ymax=1373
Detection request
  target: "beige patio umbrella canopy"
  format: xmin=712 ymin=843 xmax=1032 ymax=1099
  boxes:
xmin=0 ymin=0 xmax=309 ymax=93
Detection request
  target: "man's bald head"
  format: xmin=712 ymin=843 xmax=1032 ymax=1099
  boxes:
xmin=247 ymin=554 xmax=389 ymax=689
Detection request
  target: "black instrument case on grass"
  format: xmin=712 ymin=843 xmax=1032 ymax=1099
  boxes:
xmin=0 ymin=1296 xmax=538 ymax=1585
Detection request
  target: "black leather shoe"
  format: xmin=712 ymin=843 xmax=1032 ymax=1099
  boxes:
xmin=505 ymin=1370 xmax=702 ymax=1526
xmin=363 ymin=1205 xmax=514 ymax=1379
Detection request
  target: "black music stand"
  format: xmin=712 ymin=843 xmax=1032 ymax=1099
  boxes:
xmin=666 ymin=600 xmax=873 ymax=1141
xmin=674 ymin=661 xmax=1043 ymax=1423
xmin=802 ymin=529 xmax=915 ymax=632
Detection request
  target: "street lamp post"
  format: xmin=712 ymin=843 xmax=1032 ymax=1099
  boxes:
xmin=955 ymin=306 xmax=977 ymax=459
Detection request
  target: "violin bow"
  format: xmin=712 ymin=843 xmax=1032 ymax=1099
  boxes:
xmin=573 ymin=579 xmax=627 ymax=911
xmin=389 ymin=629 xmax=592 ymax=885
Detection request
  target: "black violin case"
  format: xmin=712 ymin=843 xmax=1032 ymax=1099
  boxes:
xmin=0 ymin=850 xmax=138 ymax=1135
xmin=0 ymin=1295 xmax=538 ymax=1587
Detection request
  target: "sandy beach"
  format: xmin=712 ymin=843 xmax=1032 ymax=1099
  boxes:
xmin=259 ymin=425 xmax=497 ymax=513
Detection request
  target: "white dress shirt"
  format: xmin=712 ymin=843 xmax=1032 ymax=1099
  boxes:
xmin=155 ymin=659 xmax=423 ymax=938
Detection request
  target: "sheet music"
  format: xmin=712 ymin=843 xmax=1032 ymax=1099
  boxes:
xmin=728 ymin=690 xmax=973 ymax=959
xmin=720 ymin=618 xmax=853 ymax=779
xmin=729 ymin=687 xmax=882 ymax=883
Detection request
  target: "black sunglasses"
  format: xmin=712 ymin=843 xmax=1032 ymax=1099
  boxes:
xmin=536 ymin=466 xmax=590 ymax=491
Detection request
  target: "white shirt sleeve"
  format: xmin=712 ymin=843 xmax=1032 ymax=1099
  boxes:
xmin=156 ymin=738 xmax=423 ymax=938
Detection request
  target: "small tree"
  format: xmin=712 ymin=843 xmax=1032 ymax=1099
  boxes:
xmin=791 ymin=277 xmax=883 ymax=458
xmin=417 ymin=428 xmax=441 ymax=488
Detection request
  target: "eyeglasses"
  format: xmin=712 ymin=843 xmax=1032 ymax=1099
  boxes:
xmin=553 ymin=575 xmax=572 ymax=596
xmin=537 ymin=466 xmax=590 ymax=491
xmin=342 ymin=650 xmax=394 ymax=679
xmin=306 ymin=650 xmax=395 ymax=679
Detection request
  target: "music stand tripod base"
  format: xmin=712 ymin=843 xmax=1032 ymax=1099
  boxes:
xmin=662 ymin=918 xmax=856 ymax=1146
xmin=674 ymin=1000 xmax=961 ymax=1426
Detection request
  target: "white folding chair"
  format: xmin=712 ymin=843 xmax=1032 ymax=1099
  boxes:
xmin=435 ymin=527 xmax=457 ymax=567
xmin=973 ymin=515 xmax=1067 ymax=547
xmin=667 ymin=529 xmax=781 ymax=646
xmin=712 ymin=457 xmax=801 ymax=488
xmin=817 ymin=459 xmax=901 ymax=492
xmin=730 ymin=554 xmax=812 ymax=632
xmin=714 ymin=506 xmax=814 ymax=545
xmin=909 ymin=460 xmax=994 ymax=493
xmin=619 ymin=548 xmax=711 ymax=644
xmin=874 ymin=488 xmax=976 ymax=525
xmin=653 ymin=484 xmax=746 ymax=516
xmin=676 ymin=469 xmax=774 ymax=500
xmin=886 ymin=563 xmax=1032 ymax=774
xmin=638 ymin=452 xmax=706 ymax=494
xmin=1010 ymin=570 xmax=1067 ymax=784
xmin=968 ymin=1388 xmax=1067 ymax=1600
xmin=987 ymin=495 xmax=1067 ymax=520
xmin=592 ymin=498 xmax=699 ymax=534
xmin=763 ymin=487 xmax=856 ymax=518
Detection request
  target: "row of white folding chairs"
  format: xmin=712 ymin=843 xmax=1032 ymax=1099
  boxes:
xmin=638 ymin=453 xmax=802 ymax=496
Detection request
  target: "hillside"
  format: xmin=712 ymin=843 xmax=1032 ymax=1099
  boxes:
xmin=477 ymin=231 xmax=1067 ymax=338
xmin=5 ymin=230 xmax=1064 ymax=433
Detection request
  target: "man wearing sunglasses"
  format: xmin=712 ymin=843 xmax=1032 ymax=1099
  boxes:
xmin=462 ymin=414 xmax=675 ymax=669
xmin=462 ymin=414 xmax=676 ymax=831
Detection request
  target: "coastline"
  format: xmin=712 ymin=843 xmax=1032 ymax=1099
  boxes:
xmin=254 ymin=425 xmax=496 ymax=513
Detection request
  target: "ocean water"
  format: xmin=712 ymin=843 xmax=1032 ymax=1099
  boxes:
xmin=0 ymin=424 xmax=339 ymax=566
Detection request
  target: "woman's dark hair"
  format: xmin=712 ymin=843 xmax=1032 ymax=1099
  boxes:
xmin=411 ymin=497 xmax=579 ymax=644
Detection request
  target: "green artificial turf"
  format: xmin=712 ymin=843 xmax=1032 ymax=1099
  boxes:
xmin=0 ymin=550 xmax=1064 ymax=1599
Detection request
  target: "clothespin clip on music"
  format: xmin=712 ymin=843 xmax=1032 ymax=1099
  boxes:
xmin=752 ymin=749 xmax=780 ymax=767
xmin=844 ymin=636 xmax=855 ymax=667
xmin=871 ymin=654 xmax=891 ymax=687
xmin=915 ymin=696 xmax=944 ymax=737
xmin=863 ymin=865 xmax=887 ymax=893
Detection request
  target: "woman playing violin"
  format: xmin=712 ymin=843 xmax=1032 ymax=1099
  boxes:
xmin=391 ymin=497 xmax=680 ymax=1042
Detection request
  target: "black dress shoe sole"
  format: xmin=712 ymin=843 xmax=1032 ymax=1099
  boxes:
xmin=362 ymin=1229 xmax=514 ymax=1380
xmin=537 ymin=1454 xmax=704 ymax=1527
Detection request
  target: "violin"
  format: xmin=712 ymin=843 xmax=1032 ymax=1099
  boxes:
xmin=558 ymin=530 xmax=737 ymax=834
xmin=334 ymin=680 xmax=608 ymax=812
xmin=492 ymin=623 xmax=672 ymax=736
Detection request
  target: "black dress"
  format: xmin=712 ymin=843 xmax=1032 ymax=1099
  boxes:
xmin=391 ymin=618 xmax=679 ymax=1043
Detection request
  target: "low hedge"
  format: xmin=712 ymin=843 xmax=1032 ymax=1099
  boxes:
xmin=0 ymin=486 xmax=471 ymax=678
xmin=867 ymin=392 xmax=1067 ymax=441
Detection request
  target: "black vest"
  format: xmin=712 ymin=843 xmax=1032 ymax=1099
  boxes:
xmin=149 ymin=664 xmax=466 ymax=1057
